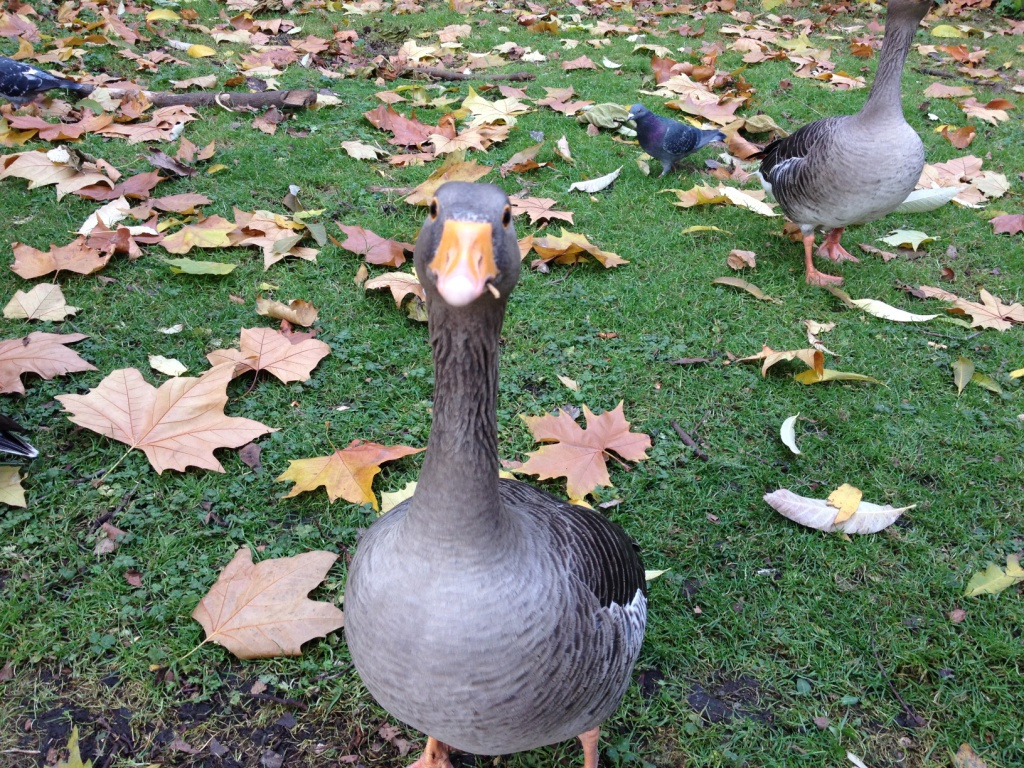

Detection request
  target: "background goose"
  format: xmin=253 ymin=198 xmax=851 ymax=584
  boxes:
xmin=628 ymin=103 xmax=725 ymax=177
xmin=757 ymin=0 xmax=933 ymax=285
xmin=345 ymin=182 xmax=647 ymax=768
xmin=0 ymin=413 xmax=38 ymax=458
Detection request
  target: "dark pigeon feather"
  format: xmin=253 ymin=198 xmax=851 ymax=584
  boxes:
xmin=0 ymin=414 xmax=37 ymax=459
xmin=628 ymin=103 xmax=725 ymax=177
xmin=0 ymin=57 xmax=93 ymax=108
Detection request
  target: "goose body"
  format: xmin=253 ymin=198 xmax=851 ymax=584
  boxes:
xmin=0 ymin=413 xmax=37 ymax=458
xmin=345 ymin=182 xmax=646 ymax=768
xmin=757 ymin=0 xmax=932 ymax=285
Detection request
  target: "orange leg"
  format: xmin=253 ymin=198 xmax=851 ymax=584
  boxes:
xmin=578 ymin=728 xmax=600 ymax=768
xmin=408 ymin=737 xmax=452 ymax=768
xmin=816 ymin=228 xmax=860 ymax=263
xmin=802 ymin=233 xmax=844 ymax=286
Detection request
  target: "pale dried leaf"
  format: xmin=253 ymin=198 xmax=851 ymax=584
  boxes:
xmin=568 ymin=166 xmax=621 ymax=194
xmin=780 ymin=414 xmax=801 ymax=455
xmin=3 ymin=284 xmax=79 ymax=321
xmin=849 ymin=298 xmax=938 ymax=323
xmin=764 ymin=489 xmax=912 ymax=534
xmin=964 ymin=554 xmax=1024 ymax=597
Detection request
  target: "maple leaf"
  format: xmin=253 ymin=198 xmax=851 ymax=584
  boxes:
xmin=529 ymin=229 xmax=627 ymax=268
xmin=991 ymin=214 xmax=1024 ymax=235
xmin=160 ymin=214 xmax=236 ymax=254
xmin=518 ymin=403 xmax=651 ymax=499
xmin=255 ymin=297 xmax=319 ymax=326
xmin=499 ymin=142 xmax=547 ymax=177
xmin=11 ymin=237 xmax=111 ymax=279
xmin=335 ymin=224 xmax=413 ymax=267
xmin=918 ymin=286 xmax=1024 ymax=331
xmin=191 ymin=547 xmax=344 ymax=659
xmin=341 ymin=140 xmax=388 ymax=160
xmin=960 ymin=97 xmax=1014 ymax=125
xmin=207 ymin=328 xmax=330 ymax=384
xmin=563 ymin=55 xmax=598 ymax=70
xmin=738 ymin=344 xmax=824 ymax=377
xmin=363 ymin=104 xmax=434 ymax=148
xmin=3 ymin=283 xmax=79 ymax=322
xmin=462 ymin=87 xmax=532 ymax=128
xmin=510 ymin=196 xmax=574 ymax=225
xmin=56 ymin=364 xmax=276 ymax=473
xmin=404 ymin=152 xmax=492 ymax=206
xmin=364 ymin=271 xmax=425 ymax=307
xmin=939 ymin=125 xmax=976 ymax=150
xmin=0 ymin=466 xmax=26 ymax=508
xmin=0 ymin=332 xmax=95 ymax=395
xmin=276 ymin=440 xmax=425 ymax=509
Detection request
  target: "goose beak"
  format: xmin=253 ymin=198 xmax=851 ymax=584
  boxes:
xmin=429 ymin=219 xmax=499 ymax=307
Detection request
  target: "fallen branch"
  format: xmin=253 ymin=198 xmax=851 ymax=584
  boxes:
xmin=670 ymin=419 xmax=709 ymax=461
xmin=103 ymin=89 xmax=319 ymax=109
xmin=398 ymin=66 xmax=535 ymax=82
xmin=915 ymin=67 xmax=1004 ymax=88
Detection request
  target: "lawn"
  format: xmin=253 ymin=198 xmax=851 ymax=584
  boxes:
xmin=0 ymin=0 xmax=1022 ymax=767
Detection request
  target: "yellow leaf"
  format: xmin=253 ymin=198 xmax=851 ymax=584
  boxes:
xmin=827 ymin=483 xmax=863 ymax=525
xmin=931 ymin=24 xmax=966 ymax=37
xmin=712 ymin=276 xmax=780 ymax=303
xmin=207 ymin=164 xmax=228 ymax=174
xmin=1010 ymin=368 xmax=1024 ymax=379
xmin=187 ymin=45 xmax=217 ymax=58
xmin=380 ymin=480 xmax=417 ymax=515
xmin=0 ymin=466 xmax=27 ymax=508
xmin=964 ymin=554 xmax=1024 ymax=597
xmin=56 ymin=726 xmax=92 ymax=768
xmin=795 ymin=368 xmax=882 ymax=385
xmin=680 ymin=225 xmax=732 ymax=235
xmin=952 ymin=356 xmax=974 ymax=396
xmin=146 ymin=8 xmax=180 ymax=20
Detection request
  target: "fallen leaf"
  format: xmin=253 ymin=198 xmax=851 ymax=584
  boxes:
xmin=336 ymin=224 xmax=413 ymax=267
xmin=826 ymin=483 xmax=863 ymax=525
xmin=663 ymin=185 xmax=778 ymax=217
xmin=952 ymin=743 xmax=988 ymax=768
xmin=563 ymin=54 xmax=598 ymax=70
xmin=341 ymin=140 xmax=388 ymax=160
xmin=149 ymin=355 xmax=188 ymax=377
xmin=919 ymin=286 xmax=1024 ymax=331
xmin=739 ymin=344 xmax=824 ymax=377
xmin=191 ymin=547 xmax=344 ymax=659
xmin=404 ymin=153 xmax=492 ymax=206
xmin=161 ymin=215 xmax=236 ymax=254
xmin=879 ymin=230 xmax=935 ymax=250
xmin=11 ymin=238 xmax=111 ymax=279
xmin=0 ymin=332 xmax=95 ymax=395
xmin=990 ymin=214 xmax=1024 ymax=235
xmin=849 ymin=298 xmax=938 ymax=323
xmin=0 ymin=466 xmax=26 ymax=508
xmin=923 ymin=83 xmax=973 ymax=98
xmin=963 ymin=554 xmax=1024 ymax=597
xmin=780 ymin=414 xmax=801 ymax=455
xmin=54 ymin=726 xmax=92 ymax=768
xmin=857 ymin=243 xmax=899 ymax=262
xmin=256 ymin=298 xmax=319 ymax=327
xmin=510 ymin=197 xmax=574 ymax=225
xmin=207 ymin=328 xmax=331 ymax=384
xmin=276 ymin=440 xmax=424 ymax=508
xmin=380 ymin=480 xmax=417 ymax=514
xmin=364 ymin=271 xmax=426 ymax=309
xmin=764 ymin=489 xmax=912 ymax=534
xmin=970 ymin=371 xmax=1002 ymax=394
xmin=939 ymin=125 xmax=976 ymax=150
xmin=3 ymin=284 xmax=79 ymax=321
xmin=530 ymin=229 xmax=627 ymax=268
xmin=163 ymin=257 xmax=237 ymax=275
xmin=960 ymin=97 xmax=1014 ymax=125
xmin=518 ymin=402 xmax=651 ymax=499
xmin=712 ymin=276 xmax=779 ymax=303
xmin=895 ymin=187 xmax=963 ymax=213
xmin=56 ymin=364 xmax=276 ymax=473
xmin=568 ymin=166 xmax=622 ymax=194
xmin=726 ymin=250 xmax=756 ymax=270
xmin=795 ymin=368 xmax=882 ymax=385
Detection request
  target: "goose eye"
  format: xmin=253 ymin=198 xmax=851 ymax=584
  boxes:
xmin=429 ymin=199 xmax=439 ymax=220
xmin=501 ymin=205 xmax=511 ymax=227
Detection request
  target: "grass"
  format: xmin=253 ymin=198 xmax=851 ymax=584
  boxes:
xmin=1 ymin=1 xmax=1023 ymax=767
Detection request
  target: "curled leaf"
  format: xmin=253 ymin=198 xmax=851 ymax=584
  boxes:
xmin=764 ymin=489 xmax=912 ymax=534
xmin=712 ymin=276 xmax=779 ymax=303
xmin=780 ymin=414 xmax=801 ymax=455
xmin=850 ymin=298 xmax=938 ymax=323
xmin=795 ymin=368 xmax=881 ymax=385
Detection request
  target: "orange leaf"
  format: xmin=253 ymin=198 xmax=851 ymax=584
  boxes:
xmin=918 ymin=285 xmax=1024 ymax=331
xmin=276 ymin=440 xmax=425 ymax=508
xmin=56 ymin=364 xmax=276 ymax=473
xmin=161 ymin=214 xmax=236 ymax=254
xmin=529 ymin=229 xmax=627 ymax=268
xmin=510 ymin=196 xmax=574 ymax=225
xmin=404 ymin=154 xmax=492 ymax=206
xmin=0 ymin=332 xmax=95 ymax=395
xmin=191 ymin=547 xmax=344 ymax=659
xmin=11 ymin=238 xmax=111 ymax=279
xmin=939 ymin=125 xmax=976 ymax=150
xmin=207 ymin=328 xmax=330 ymax=383
xmin=518 ymin=403 xmax=651 ymax=499
xmin=335 ymin=224 xmax=413 ymax=267
xmin=563 ymin=55 xmax=598 ymax=71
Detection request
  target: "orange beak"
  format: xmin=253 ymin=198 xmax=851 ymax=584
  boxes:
xmin=429 ymin=220 xmax=499 ymax=307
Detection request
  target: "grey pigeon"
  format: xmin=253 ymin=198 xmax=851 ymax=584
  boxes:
xmin=0 ymin=57 xmax=93 ymax=108
xmin=0 ymin=414 xmax=37 ymax=458
xmin=627 ymin=103 xmax=725 ymax=177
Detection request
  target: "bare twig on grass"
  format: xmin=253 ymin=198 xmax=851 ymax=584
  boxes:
xmin=670 ymin=419 xmax=710 ymax=461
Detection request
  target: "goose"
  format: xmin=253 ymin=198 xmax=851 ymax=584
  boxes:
xmin=0 ymin=413 xmax=37 ymax=458
xmin=757 ymin=0 xmax=933 ymax=285
xmin=344 ymin=182 xmax=647 ymax=768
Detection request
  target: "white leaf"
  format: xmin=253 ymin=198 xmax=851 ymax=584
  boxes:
xmin=780 ymin=414 xmax=801 ymax=455
xmin=78 ymin=196 xmax=131 ymax=235
xmin=846 ymin=753 xmax=871 ymax=768
xmin=340 ymin=140 xmax=386 ymax=160
xmin=644 ymin=569 xmax=669 ymax=582
xmin=764 ymin=489 xmax=914 ymax=534
xmin=849 ymin=299 xmax=939 ymax=323
xmin=159 ymin=323 xmax=184 ymax=334
xmin=148 ymin=355 xmax=188 ymax=377
xmin=895 ymin=186 xmax=963 ymax=213
xmin=557 ymin=374 xmax=580 ymax=391
xmin=601 ymin=57 xmax=622 ymax=69
xmin=878 ymin=229 xmax=935 ymax=250
xmin=568 ymin=166 xmax=622 ymax=194
xmin=720 ymin=186 xmax=779 ymax=217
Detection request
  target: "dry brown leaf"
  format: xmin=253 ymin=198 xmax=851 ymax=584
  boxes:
xmin=726 ymin=249 xmax=756 ymax=270
xmin=738 ymin=344 xmax=824 ymax=377
xmin=404 ymin=153 xmax=492 ymax=206
xmin=518 ymin=402 xmax=651 ymax=499
xmin=335 ymin=224 xmax=413 ymax=267
xmin=0 ymin=332 xmax=95 ymax=395
xmin=529 ymin=229 xmax=627 ymax=268
xmin=255 ymin=297 xmax=319 ymax=326
xmin=510 ymin=197 xmax=574 ymax=225
xmin=191 ymin=547 xmax=344 ymax=659
xmin=276 ymin=440 xmax=425 ymax=509
xmin=3 ymin=283 xmax=79 ymax=321
xmin=991 ymin=214 xmax=1024 ymax=235
xmin=56 ymin=364 xmax=276 ymax=473
xmin=207 ymin=328 xmax=330 ymax=383
xmin=11 ymin=238 xmax=112 ymax=279
xmin=919 ymin=285 xmax=1024 ymax=331
xmin=364 ymin=271 xmax=425 ymax=307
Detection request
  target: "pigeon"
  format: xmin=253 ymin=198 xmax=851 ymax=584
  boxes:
xmin=0 ymin=57 xmax=94 ymax=109
xmin=0 ymin=414 xmax=38 ymax=459
xmin=627 ymin=103 xmax=725 ymax=177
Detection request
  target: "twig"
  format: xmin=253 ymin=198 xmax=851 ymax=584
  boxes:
xmin=399 ymin=66 xmax=535 ymax=82
xmin=248 ymin=692 xmax=309 ymax=711
xmin=91 ymin=479 xmax=141 ymax=532
xmin=103 ymin=88 xmax=319 ymax=109
xmin=0 ymin=749 xmax=41 ymax=755
xmin=915 ymin=67 xmax=1001 ymax=88
xmin=670 ymin=419 xmax=709 ymax=461
xmin=869 ymin=635 xmax=926 ymax=728
xmin=367 ymin=186 xmax=414 ymax=195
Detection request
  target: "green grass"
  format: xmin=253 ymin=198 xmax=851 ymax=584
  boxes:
xmin=1 ymin=1 xmax=1023 ymax=767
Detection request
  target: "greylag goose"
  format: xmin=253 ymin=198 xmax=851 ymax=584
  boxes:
xmin=628 ymin=103 xmax=725 ymax=177
xmin=0 ymin=413 xmax=37 ymax=458
xmin=757 ymin=0 xmax=932 ymax=285
xmin=345 ymin=182 xmax=647 ymax=768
